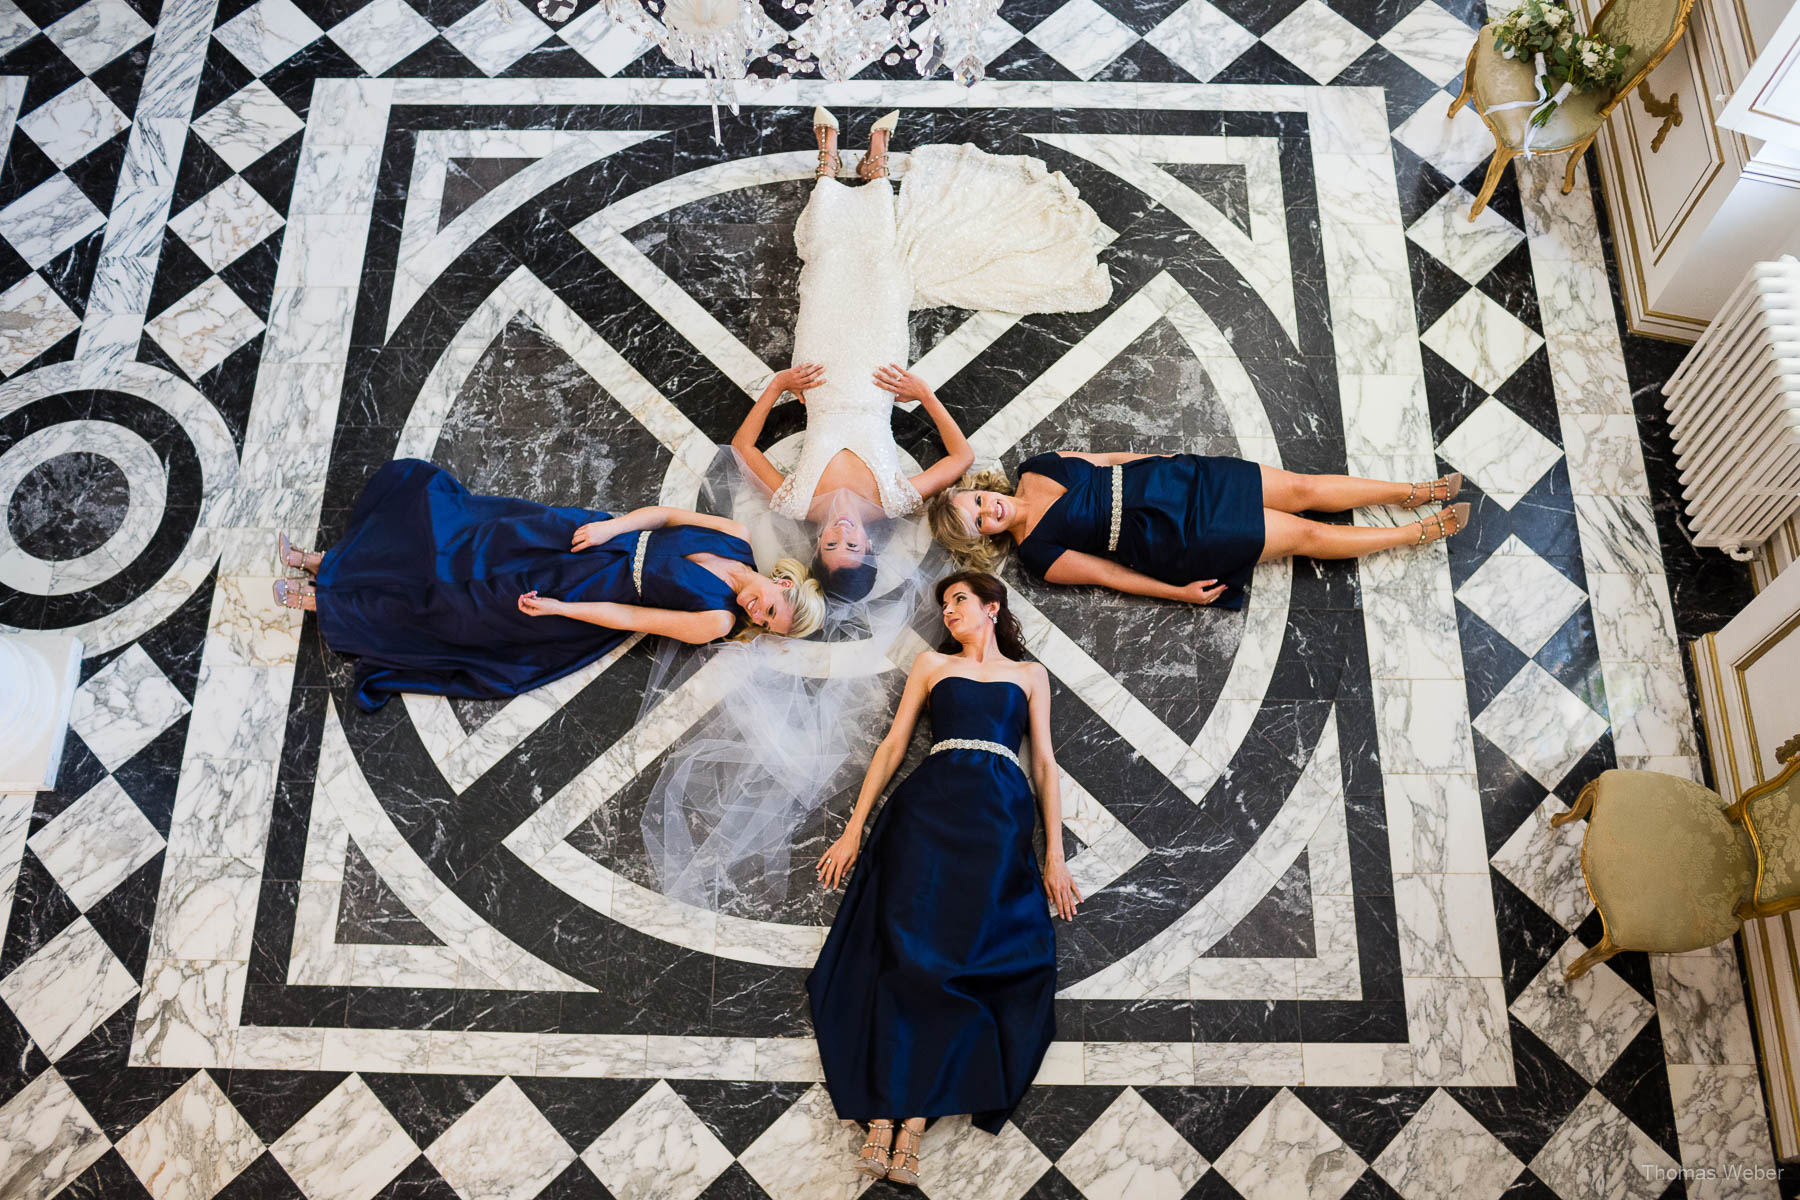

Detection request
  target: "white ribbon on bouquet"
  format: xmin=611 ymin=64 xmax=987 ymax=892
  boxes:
xmin=1486 ymin=51 xmax=1575 ymax=156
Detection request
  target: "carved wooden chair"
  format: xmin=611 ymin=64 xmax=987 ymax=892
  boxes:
xmin=1449 ymin=0 xmax=1697 ymax=219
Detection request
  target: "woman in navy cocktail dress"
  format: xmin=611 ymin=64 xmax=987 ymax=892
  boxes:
xmin=270 ymin=458 xmax=825 ymax=711
xmin=928 ymin=452 xmax=1471 ymax=609
xmin=809 ymin=571 xmax=1080 ymax=1188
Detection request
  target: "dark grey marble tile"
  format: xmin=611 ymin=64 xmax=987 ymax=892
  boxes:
xmin=336 ymin=841 xmax=441 ymax=947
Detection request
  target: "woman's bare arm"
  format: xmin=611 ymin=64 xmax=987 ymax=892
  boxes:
xmin=815 ymin=653 xmax=939 ymax=888
xmin=575 ymin=506 xmax=749 ymax=550
xmin=518 ymin=595 xmax=734 ymax=644
xmin=874 ymin=365 xmax=975 ymax=500
xmin=1043 ymin=549 xmax=1225 ymax=605
xmin=1025 ymin=662 xmax=1080 ymax=920
xmin=732 ymin=368 xmax=822 ymax=495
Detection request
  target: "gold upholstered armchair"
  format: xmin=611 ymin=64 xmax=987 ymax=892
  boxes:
xmin=1552 ymin=758 xmax=1800 ymax=980
xmin=1449 ymin=0 xmax=1696 ymax=219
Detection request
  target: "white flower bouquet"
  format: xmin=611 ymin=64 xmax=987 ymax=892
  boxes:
xmin=1492 ymin=0 xmax=1630 ymax=127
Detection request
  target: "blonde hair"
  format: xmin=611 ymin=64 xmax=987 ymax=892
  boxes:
xmin=926 ymin=467 xmax=1016 ymax=574
xmin=766 ymin=557 xmax=826 ymax=638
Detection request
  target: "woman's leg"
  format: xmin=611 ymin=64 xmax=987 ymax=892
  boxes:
xmin=1258 ymin=465 xmax=1419 ymax=515
xmin=1258 ymin=505 xmax=1470 ymax=562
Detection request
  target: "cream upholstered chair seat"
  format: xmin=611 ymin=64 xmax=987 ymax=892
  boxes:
xmin=1466 ymin=26 xmax=1611 ymax=151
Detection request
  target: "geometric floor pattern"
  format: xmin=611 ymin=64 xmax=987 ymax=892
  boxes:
xmin=0 ymin=0 xmax=1778 ymax=1196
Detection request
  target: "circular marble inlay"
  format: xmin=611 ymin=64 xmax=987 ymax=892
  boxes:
xmin=7 ymin=452 xmax=131 ymax=561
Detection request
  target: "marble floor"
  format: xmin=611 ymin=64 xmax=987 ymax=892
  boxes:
xmin=0 ymin=0 xmax=1777 ymax=1195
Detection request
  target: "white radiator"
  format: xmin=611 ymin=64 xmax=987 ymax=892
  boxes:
xmin=1663 ymin=256 xmax=1800 ymax=562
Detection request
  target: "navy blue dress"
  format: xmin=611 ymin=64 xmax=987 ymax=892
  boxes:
xmin=316 ymin=460 xmax=749 ymax=711
xmin=1012 ymin=452 xmax=1265 ymax=610
xmin=808 ymin=676 xmax=1055 ymax=1134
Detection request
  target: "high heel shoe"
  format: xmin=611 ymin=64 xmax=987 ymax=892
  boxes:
xmin=1414 ymin=501 xmax=1472 ymax=544
xmin=854 ymin=1120 xmax=893 ymax=1179
xmin=857 ymin=110 xmax=899 ymax=180
xmin=814 ymin=107 xmax=840 ymax=178
xmin=1401 ymin=472 xmax=1462 ymax=510
xmin=272 ymin=579 xmax=315 ymax=609
xmin=886 ymin=1121 xmax=922 ymax=1187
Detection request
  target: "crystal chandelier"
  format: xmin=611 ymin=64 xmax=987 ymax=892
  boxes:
xmin=594 ymin=0 xmax=1002 ymax=87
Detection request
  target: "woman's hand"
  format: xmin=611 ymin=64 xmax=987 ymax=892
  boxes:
xmin=816 ymin=825 xmax=862 ymax=890
xmin=773 ymin=363 xmax=826 ymax=402
xmin=1178 ymin=579 xmax=1227 ymax=606
xmin=872 ymin=363 xmax=932 ymax=404
xmin=517 ymin=590 xmax=567 ymax=618
xmin=1043 ymin=855 xmax=1082 ymax=921
xmin=571 ymin=519 xmax=622 ymax=551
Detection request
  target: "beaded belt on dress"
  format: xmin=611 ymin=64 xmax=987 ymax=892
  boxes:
xmin=631 ymin=530 xmax=649 ymax=596
xmin=1107 ymin=464 xmax=1123 ymax=552
xmin=928 ymin=738 xmax=1023 ymax=770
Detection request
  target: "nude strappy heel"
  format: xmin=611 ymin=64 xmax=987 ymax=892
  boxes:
xmin=814 ymin=107 xmax=840 ymax=178
xmin=855 ymin=1120 xmax=893 ymax=1179
xmin=858 ymin=110 xmax=899 ymax=180
xmin=1401 ymin=472 xmax=1462 ymax=510
xmin=1415 ymin=501 xmax=1472 ymax=544
xmin=272 ymin=579 xmax=316 ymax=609
xmin=887 ymin=1121 xmax=922 ymax=1187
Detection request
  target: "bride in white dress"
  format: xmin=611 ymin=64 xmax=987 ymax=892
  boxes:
xmin=731 ymin=108 xmax=1114 ymax=601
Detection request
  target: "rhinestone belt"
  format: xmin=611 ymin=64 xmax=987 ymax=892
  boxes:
xmin=632 ymin=530 xmax=649 ymax=597
xmin=1107 ymin=464 xmax=1123 ymax=552
xmin=928 ymin=738 xmax=1024 ymax=771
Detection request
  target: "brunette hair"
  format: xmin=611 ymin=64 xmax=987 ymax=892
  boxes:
xmin=935 ymin=570 xmax=1028 ymax=661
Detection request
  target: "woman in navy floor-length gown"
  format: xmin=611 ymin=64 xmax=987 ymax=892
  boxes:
xmin=271 ymin=459 xmax=824 ymax=711
xmin=928 ymin=451 xmax=1473 ymax=610
xmin=808 ymin=571 xmax=1081 ymax=1188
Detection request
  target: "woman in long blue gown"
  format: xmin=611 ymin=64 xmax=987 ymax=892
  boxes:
xmin=927 ymin=452 xmax=1473 ymax=609
xmin=809 ymin=571 xmax=1081 ymax=1188
xmin=270 ymin=458 xmax=825 ymax=711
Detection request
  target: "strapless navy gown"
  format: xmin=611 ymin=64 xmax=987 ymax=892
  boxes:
xmin=808 ymin=676 xmax=1055 ymax=1134
xmin=1012 ymin=451 xmax=1265 ymax=610
xmin=316 ymin=460 xmax=750 ymax=711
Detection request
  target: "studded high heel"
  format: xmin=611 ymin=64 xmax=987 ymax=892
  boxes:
xmin=855 ymin=1120 xmax=893 ymax=1179
xmin=1400 ymin=472 xmax=1462 ymax=510
xmin=1414 ymin=501 xmax=1472 ymax=544
xmin=814 ymin=107 xmax=840 ymax=178
xmin=272 ymin=579 xmax=316 ymax=610
xmin=886 ymin=1120 xmax=922 ymax=1187
xmin=858 ymin=110 xmax=899 ymax=180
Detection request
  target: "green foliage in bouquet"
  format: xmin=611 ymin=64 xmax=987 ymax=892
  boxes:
xmin=1493 ymin=0 xmax=1630 ymax=125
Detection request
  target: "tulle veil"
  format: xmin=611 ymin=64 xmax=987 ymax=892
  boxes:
xmin=637 ymin=447 xmax=947 ymax=914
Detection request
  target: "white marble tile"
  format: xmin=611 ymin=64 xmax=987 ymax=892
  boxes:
xmin=0 ymin=271 xmax=81 ymax=375
xmin=1406 ymin=976 xmax=1513 ymax=1085
xmin=1514 ymin=939 xmax=1654 ymax=1083
xmin=1058 ymin=1086 xmax=1207 ymax=1200
xmin=645 ymin=1035 xmax=758 ymax=1080
xmin=1322 ymin=219 xmax=1410 ymax=301
xmin=1341 ymin=375 xmax=1430 ymax=456
xmin=1213 ymin=1088 xmax=1366 ymax=1200
xmin=0 ymin=172 xmax=105 ymax=269
xmin=1529 ymin=1089 xmax=1677 ymax=1200
xmin=425 ymin=1078 xmax=573 ymax=1200
xmin=1666 ymin=1065 xmax=1780 ymax=1199
xmin=1371 ymin=1089 xmax=1522 ymax=1200
xmin=1455 ymin=535 xmax=1585 ymax=653
xmin=1472 ymin=661 xmax=1608 ymax=789
xmin=1393 ymin=89 xmax=1498 ymax=180
xmin=1262 ymin=0 xmax=1372 ymax=82
xmin=442 ymin=0 xmax=554 ymax=75
xmin=1602 ymin=659 xmax=1698 ymax=759
xmin=1437 ymin=398 xmax=1561 ymax=510
xmin=68 ymin=644 xmax=191 ymax=771
xmin=1330 ymin=296 xmax=1422 ymax=376
xmin=1363 ymin=574 xmax=1462 ymax=680
xmin=1590 ymin=572 xmax=1678 ymax=664
xmin=129 ymin=958 xmax=243 ymax=1069
xmin=557 ymin=3 xmax=651 ymax=75
xmin=1420 ymin=289 xmax=1544 ymax=395
xmin=579 ymin=1080 xmax=733 ymax=1200
xmin=327 ymin=0 xmax=435 ymax=74
xmin=190 ymin=81 xmax=304 ymax=172
xmin=736 ymin=1085 xmax=867 ymax=1200
xmin=1407 ymin=186 xmax=1523 ymax=286
xmin=914 ymin=1115 xmax=1049 ymax=1200
xmin=0 ymin=915 xmax=137 ymax=1060
xmin=321 ymin=1028 xmax=431 ymax=1073
xmin=18 ymin=78 xmax=129 ymax=170
xmin=149 ymin=855 xmax=260 ymax=962
xmin=167 ymin=756 xmax=273 ymax=861
xmin=1302 ymin=1041 xmax=1418 ymax=1086
xmin=1143 ymin=0 xmax=1254 ymax=82
xmin=1653 ymin=947 xmax=1758 ymax=1066
xmin=1378 ymin=0 xmax=1476 ymax=84
xmin=0 ymin=1 xmax=37 ymax=57
xmin=1488 ymin=793 xmax=1591 ymax=930
xmin=1084 ymin=1041 xmax=1196 ymax=1085
xmin=1395 ymin=872 xmax=1503 ymax=977
xmin=0 ymin=794 xmax=28 ymax=955
xmin=269 ymin=1074 xmax=418 ymax=1200
xmin=1026 ymin=0 xmax=1140 ymax=80
xmin=1573 ymin=494 xmax=1663 ymax=577
xmin=1385 ymin=773 xmax=1488 ymax=874
xmin=0 ymin=1068 xmax=110 ymax=1200
xmin=116 ymin=1070 xmax=265 ymax=1200
xmin=168 ymin=174 xmax=284 ymax=273
xmin=1376 ymin=678 xmax=1475 ymax=774
xmin=43 ymin=0 xmax=150 ymax=71
xmin=1562 ymin=413 xmax=1650 ymax=496
xmin=145 ymin=274 xmax=265 ymax=381
xmin=213 ymin=0 xmax=322 ymax=75
xmin=27 ymin=775 xmax=164 ymax=910
xmin=1195 ymin=1041 xmax=1304 ymax=1085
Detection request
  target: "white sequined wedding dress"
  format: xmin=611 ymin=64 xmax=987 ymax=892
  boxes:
xmin=767 ymin=143 xmax=1114 ymax=522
